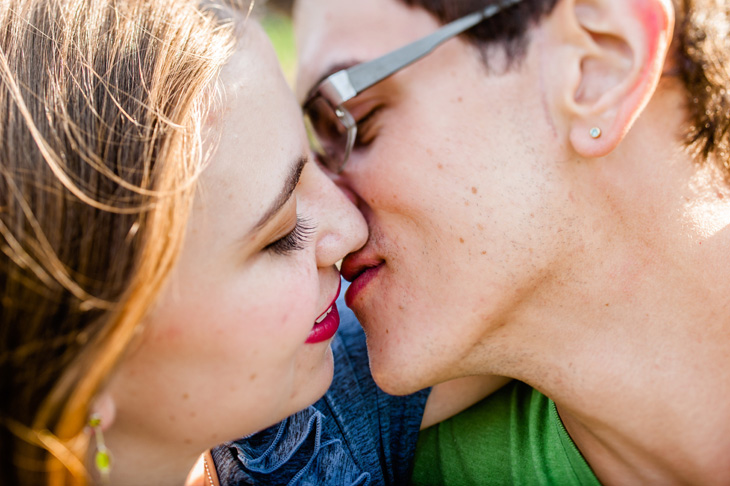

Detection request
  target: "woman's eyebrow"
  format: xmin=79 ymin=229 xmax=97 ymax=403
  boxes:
xmin=253 ymin=155 xmax=308 ymax=230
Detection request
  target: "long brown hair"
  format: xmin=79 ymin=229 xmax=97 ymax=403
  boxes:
xmin=0 ymin=0 xmax=236 ymax=483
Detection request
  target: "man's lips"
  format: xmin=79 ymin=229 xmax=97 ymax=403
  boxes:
xmin=341 ymin=253 xmax=384 ymax=308
xmin=344 ymin=265 xmax=382 ymax=308
xmin=305 ymin=280 xmax=341 ymax=344
xmin=341 ymin=253 xmax=383 ymax=282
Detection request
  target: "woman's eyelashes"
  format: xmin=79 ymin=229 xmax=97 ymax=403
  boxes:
xmin=265 ymin=216 xmax=316 ymax=255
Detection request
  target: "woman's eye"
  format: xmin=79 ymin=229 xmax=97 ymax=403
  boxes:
xmin=354 ymin=105 xmax=383 ymax=148
xmin=264 ymin=216 xmax=316 ymax=256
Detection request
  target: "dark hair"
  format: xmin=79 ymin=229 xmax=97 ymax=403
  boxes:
xmin=399 ymin=0 xmax=730 ymax=175
xmin=401 ymin=0 xmax=558 ymax=69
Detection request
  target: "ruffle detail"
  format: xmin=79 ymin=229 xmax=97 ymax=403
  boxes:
xmin=227 ymin=405 xmax=370 ymax=486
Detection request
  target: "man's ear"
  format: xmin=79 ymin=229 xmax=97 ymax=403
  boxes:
xmin=542 ymin=0 xmax=674 ymax=158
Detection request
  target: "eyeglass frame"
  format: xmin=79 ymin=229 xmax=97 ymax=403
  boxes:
xmin=302 ymin=0 xmax=524 ymax=174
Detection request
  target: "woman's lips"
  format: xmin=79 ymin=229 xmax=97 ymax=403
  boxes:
xmin=344 ymin=264 xmax=382 ymax=308
xmin=305 ymin=280 xmax=341 ymax=344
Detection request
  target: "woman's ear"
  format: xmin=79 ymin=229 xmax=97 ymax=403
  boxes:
xmin=90 ymin=392 xmax=116 ymax=431
xmin=541 ymin=0 xmax=674 ymax=158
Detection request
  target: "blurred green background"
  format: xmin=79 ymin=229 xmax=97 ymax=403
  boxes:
xmin=262 ymin=8 xmax=297 ymax=85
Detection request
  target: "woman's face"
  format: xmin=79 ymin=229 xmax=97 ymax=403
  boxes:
xmin=104 ymin=22 xmax=367 ymax=456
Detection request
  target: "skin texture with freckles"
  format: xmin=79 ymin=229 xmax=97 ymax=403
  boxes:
xmin=298 ymin=0 xmax=577 ymax=395
xmin=295 ymin=0 xmax=730 ymax=483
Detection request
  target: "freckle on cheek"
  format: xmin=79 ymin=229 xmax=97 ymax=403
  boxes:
xmin=159 ymin=325 xmax=184 ymax=342
xmin=249 ymin=373 xmax=257 ymax=381
xmin=471 ymin=187 xmax=478 ymax=195
xmin=460 ymin=238 xmax=465 ymax=244
xmin=182 ymin=393 xmax=189 ymax=400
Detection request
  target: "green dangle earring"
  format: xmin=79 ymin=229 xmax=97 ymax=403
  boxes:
xmin=88 ymin=414 xmax=111 ymax=483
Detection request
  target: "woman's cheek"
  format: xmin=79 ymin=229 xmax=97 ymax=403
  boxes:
xmin=254 ymin=270 xmax=319 ymax=335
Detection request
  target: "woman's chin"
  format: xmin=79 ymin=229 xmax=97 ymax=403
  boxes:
xmin=251 ymin=345 xmax=335 ymax=437
xmin=289 ymin=344 xmax=335 ymax=414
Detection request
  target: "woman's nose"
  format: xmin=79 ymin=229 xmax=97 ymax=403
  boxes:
xmin=303 ymin=162 xmax=368 ymax=267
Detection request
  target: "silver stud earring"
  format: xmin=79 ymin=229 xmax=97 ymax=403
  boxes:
xmin=589 ymin=127 xmax=602 ymax=139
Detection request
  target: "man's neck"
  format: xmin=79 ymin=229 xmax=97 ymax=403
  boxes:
xmin=556 ymin=353 xmax=730 ymax=485
xmin=512 ymin=253 xmax=730 ymax=484
xmin=511 ymin=162 xmax=730 ymax=484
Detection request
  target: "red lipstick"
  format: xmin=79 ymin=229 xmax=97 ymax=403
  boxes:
xmin=305 ymin=281 xmax=341 ymax=344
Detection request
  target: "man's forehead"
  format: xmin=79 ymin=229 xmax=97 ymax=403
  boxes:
xmin=294 ymin=2 xmax=374 ymax=101
xmin=294 ymin=0 xmax=441 ymax=101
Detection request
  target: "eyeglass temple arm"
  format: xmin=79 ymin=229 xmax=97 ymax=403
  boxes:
xmin=342 ymin=0 xmax=523 ymax=98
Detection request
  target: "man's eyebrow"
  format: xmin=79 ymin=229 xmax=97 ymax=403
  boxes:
xmin=303 ymin=60 xmax=360 ymax=104
xmin=254 ymin=155 xmax=308 ymax=230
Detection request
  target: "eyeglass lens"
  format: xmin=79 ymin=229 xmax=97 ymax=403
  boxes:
xmin=304 ymin=96 xmax=350 ymax=173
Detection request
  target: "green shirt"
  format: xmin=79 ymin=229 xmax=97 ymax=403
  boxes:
xmin=411 ymin=381 xmax=601 ymax=485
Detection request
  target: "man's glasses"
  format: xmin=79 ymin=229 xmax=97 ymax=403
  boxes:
xmin=303 ymin=0 xmax=524 ymax=174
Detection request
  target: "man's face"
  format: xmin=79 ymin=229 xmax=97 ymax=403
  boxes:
xmin=296 ymin=0 xmax=584 ymax=394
